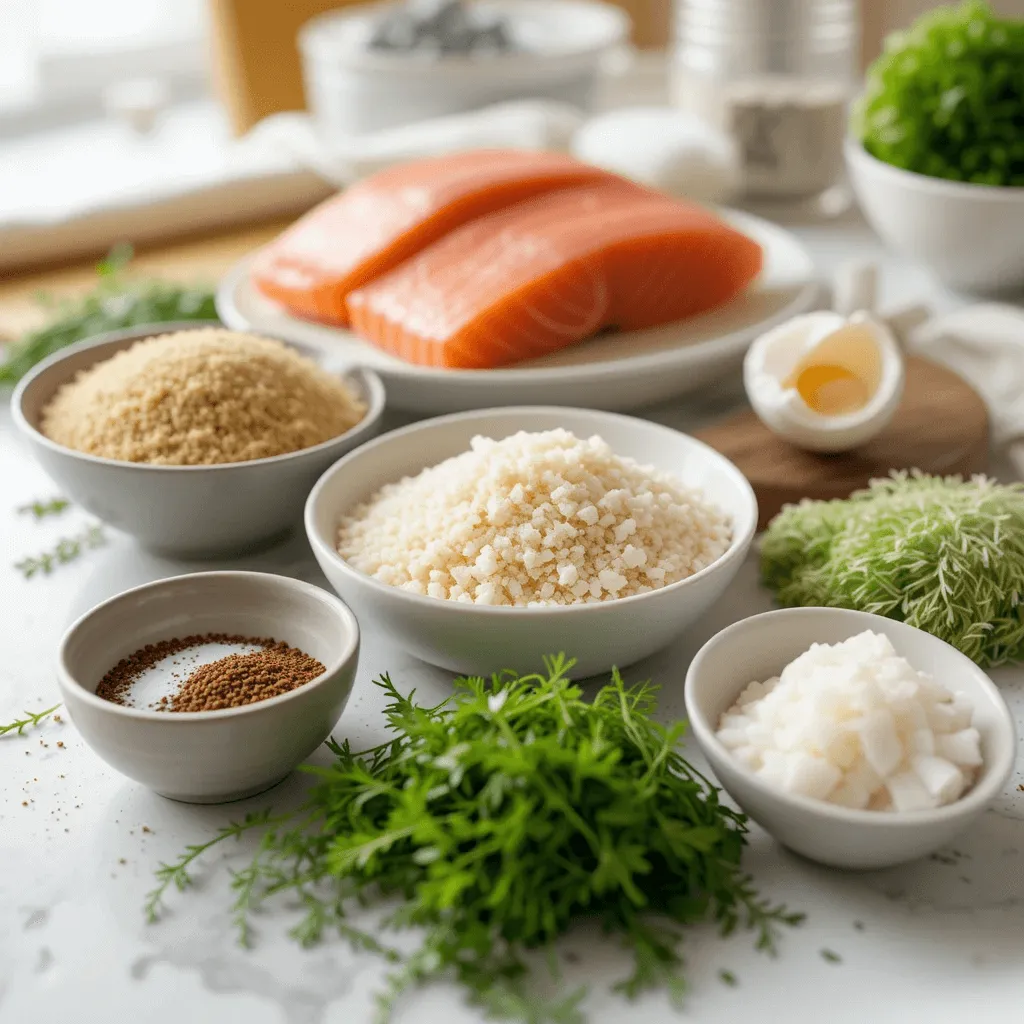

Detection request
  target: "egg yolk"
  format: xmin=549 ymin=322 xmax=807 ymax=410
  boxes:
xmin=793 ymin=364 xmax=871 ymax=416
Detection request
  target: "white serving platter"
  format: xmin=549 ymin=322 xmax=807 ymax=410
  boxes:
xmin=217 ymin=208 xmax=820 ymax=414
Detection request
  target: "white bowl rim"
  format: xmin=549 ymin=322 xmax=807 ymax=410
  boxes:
xmin=845 ymin=137 xmax=1024 ymax=199
xmin=299 ymin=0 xmax=630 ymax=70
xmin=304 ymin=405 xmax=759 ymax=618
xmin=58 ymin=570 xmax=360 ymax=722
xmin=10 ymin=324 xmax=387 ymax=474
xmin=685 ymin=606 xmax=1018 ymax=828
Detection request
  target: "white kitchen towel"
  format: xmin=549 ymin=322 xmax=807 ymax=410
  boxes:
xmin=906 ymin=303 xmax=1024 ymax=473
xmin=252 ymin=100 xmax=586 ymax=186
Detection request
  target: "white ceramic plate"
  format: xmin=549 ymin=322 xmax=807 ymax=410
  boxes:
xmin=217 ymin=209 xmax=820 ymax=414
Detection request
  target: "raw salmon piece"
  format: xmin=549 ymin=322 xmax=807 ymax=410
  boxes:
xmin=346 ymin=182 xmax=763 ymax=369
xmin=251 ymin=149 xmax=611 ymax=325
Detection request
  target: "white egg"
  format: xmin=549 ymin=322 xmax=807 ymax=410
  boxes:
xmin=743 ymin=310 xmax=906 ymax=453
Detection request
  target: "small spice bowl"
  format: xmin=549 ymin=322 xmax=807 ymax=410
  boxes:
xmin=57 ymin=571 xmax=360 ymax=803
xmin=684 ymin=608 xmax=1017 ymax=869
xmin=11 ymin=322 xmax=386 ymax=558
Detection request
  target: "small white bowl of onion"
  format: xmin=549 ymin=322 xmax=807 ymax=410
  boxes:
xmin=684 ymin=608 xmax=1016 ymax=870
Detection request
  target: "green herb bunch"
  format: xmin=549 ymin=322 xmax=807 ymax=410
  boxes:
xmin=853 ymin=0 xmax=1024 ymax=186
xmin=762 ymin=471 xmax=1024 ymax=666
xmin=0 ymin=245 xmax=217 ymax=384
xmin=148 ymin=657 xmax=799 ymax=1022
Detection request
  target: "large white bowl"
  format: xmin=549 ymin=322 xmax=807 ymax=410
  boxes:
xmin=846 ymin=138 xmax=1024 ymax=293
xmin=300 ymin=0 xmax=629 ymax=138
xmin=305 ymin=407 xmax=757 ymax=677
xmin=685 ymin=607 xmax=1017 ymax=870
xmin=58 ymin=571 xmax=360 ymax=803
xmin=11 ymin=324 xmax=386 ymax=558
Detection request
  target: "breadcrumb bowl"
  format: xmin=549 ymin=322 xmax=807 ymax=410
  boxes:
xmin=304 ymin=407 xmax=757 ymax=677
xmin=11 ymin=323 xmax=386 ymax=557
xmin=684 ymin=608 xmax=1016 ymax=870
xmin=57 ymin=571 xmax=360 ymax=803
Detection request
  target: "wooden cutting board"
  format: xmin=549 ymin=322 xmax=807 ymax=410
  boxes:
xmin=695 ymin=357 xmax=990 ymax=530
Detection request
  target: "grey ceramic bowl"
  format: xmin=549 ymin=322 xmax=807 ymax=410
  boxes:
xmin=11 ymin=322 xmax=385 ymax=557
xmin=685 ymin=608 xmax=1017 ymax=870
xmin=58 ymin=571 xmax=359 ymax=803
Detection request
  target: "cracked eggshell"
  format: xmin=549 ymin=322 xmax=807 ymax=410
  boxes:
xmin=743 ymin=310 xmax=905 ymax=453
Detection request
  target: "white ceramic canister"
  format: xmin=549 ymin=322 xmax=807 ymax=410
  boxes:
xmin=673 ymin=0 xmax=859 ymax=202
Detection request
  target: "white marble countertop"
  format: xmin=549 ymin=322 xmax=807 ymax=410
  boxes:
xmin=2 ymin=211 xmax=1022 ymax=1024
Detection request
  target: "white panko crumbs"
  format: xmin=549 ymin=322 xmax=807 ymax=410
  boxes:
xmin=336 ymin=429 xmax=732 ymax=606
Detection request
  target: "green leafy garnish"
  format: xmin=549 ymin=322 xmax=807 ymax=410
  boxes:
xmin=17 ymin=497 xmax=70 ymax=521
xmin=0 ymin=245 xmax=217 ymax=384
xmin=147 ymin=656 xmax=801 ymax=1022
xmin=761 ymin=471 xmax=1024 ymax=666
xmin=0 ymin=704 xmax=61 ymax=737
xmin=820 ymin=948 xmax=842 ymax=964
xmin=15 ymin=524 xmax=106 ymax=578
xmin=853 ymin=1 xmax=1024 ymax=186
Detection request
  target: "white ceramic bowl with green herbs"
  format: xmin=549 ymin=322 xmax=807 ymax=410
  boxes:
xmin=685 ymin=607 xmax=1017 ymax=870
xmin=305 ymin=406 xmax=758 ymax=678
xmin=12 ymin=323 xmax=386 ymax=558
xmin=57 ymin=571 xmax=360 ymax=803
xmin=846 ymin=140 xmax=1024 ymax=293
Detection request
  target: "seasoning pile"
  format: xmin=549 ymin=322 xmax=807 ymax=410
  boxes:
xmin=337 ymin=428 xmax=732 ymax=606
xmin=40 ymin=328 xmax=366 ymax=465
xmin=97 ymin=634 xmax=325 ymax=712
xmin=716 ymin=631 xmax=982 ymax=812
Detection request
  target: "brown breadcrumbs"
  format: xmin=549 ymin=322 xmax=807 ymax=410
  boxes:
xmin=39 ymin=328 xmax=366 ymax=465
xmin=96 ymin=633 xmax=325 ymax=713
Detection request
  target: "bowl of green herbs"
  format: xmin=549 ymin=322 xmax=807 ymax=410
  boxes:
xmin=847 ymin=0 xmax=1024 ymax=292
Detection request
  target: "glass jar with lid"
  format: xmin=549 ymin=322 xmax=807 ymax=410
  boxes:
xmin=673 ymin=0 xmax=860 ymax=207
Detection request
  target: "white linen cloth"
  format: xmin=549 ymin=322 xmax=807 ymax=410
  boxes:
xmin=905 ymin=304 xmax=1024 ymax=476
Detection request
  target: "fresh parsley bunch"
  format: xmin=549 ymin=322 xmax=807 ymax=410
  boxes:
xmin=762 ymin=472 xmax=1024 ymax=667
xmin=853 ymin=0 xmax=1024 ymax=186
xmin=149 ymin=656 xmax=800 ymax=1022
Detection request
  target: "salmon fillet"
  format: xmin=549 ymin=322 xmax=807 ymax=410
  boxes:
xmin=346 ymin=182 xmax=764 ymax=369
xmin=251 ymin=150 xmax=611 ymax=325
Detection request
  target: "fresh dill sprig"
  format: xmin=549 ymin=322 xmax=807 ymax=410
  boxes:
xmin=17 ymin=497 xmax=70 ymax=520
xmin=762 ymin=471 xmax=1024 ymax=666
xmin=145 ymin=808 xmax=287 ymax=925
xmin=147 ymin=656 xmax=802 ymax=1022
xmin=0 ymin=703 xmax=61 ymax=737
xmin=15 ymin=524 xmax=107 ymax=578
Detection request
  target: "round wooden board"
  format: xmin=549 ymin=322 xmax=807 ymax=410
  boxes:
xmin=695 ymin=357 xmax=990 ymax=530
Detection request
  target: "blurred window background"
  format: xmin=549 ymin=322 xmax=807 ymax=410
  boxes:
xmin=0 ymin=0 xmax=1019 ymax=272
xmin=0 ymin=0 xmax=206 ymax=133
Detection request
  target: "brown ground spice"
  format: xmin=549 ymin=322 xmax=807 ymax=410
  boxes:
xmin=168 ymin=642 xmax=324 ymax=712
xmin=95 ymin=633 xmax=324 ymax=712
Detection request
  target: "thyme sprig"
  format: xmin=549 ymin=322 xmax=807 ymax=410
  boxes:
xmin=0 ymin=704 xmax=61 ymax=737
xmin=16 ymin=524 xmax=107 ymax=578
xmin=17 ymin=497 xmax=70 ymax=520
xmin=147 ymin=656 xmax=802 ymax=1022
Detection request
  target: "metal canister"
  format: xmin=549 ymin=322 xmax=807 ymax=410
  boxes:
xmin=673 ymin=0 xmax=860 ymax=200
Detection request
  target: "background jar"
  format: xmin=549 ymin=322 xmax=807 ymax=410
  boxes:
xmin=672 ymin=0 xmax=860 ymax=206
